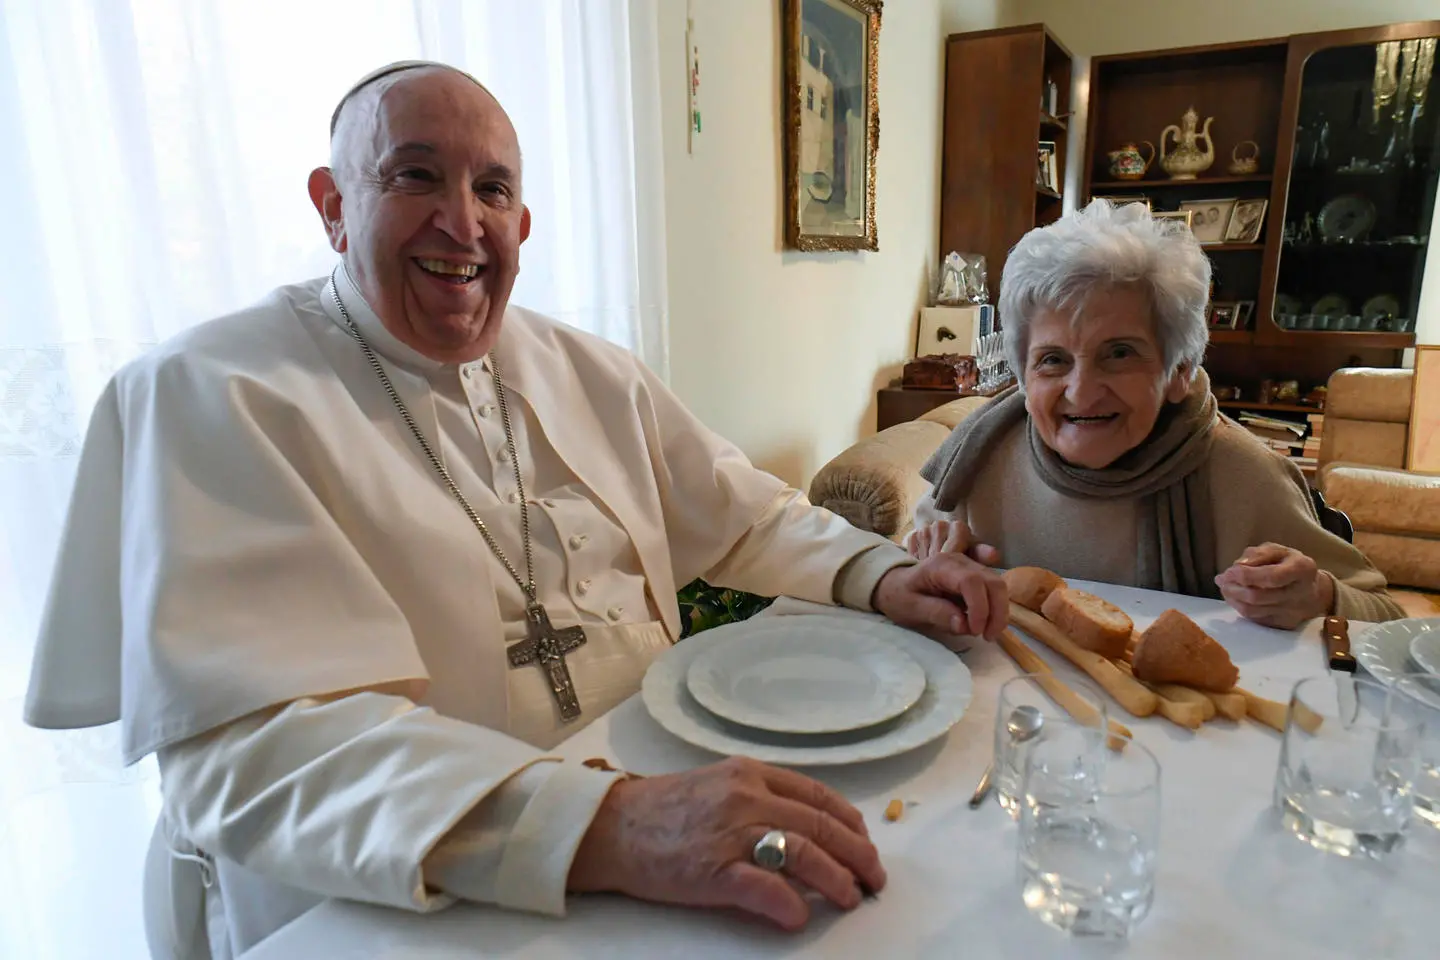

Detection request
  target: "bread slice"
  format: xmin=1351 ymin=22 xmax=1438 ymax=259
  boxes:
xmin=1040 ymin=587 xmax=1133 ymax=660
xmin=1132 ymin=609 xmax=1239 ymax=692
xmin=1004 ymin=566 xmax=1067 ymax=613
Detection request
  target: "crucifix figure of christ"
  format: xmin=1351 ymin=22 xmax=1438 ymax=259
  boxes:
xmin=507 ymin=603 xmax=588 ymax=721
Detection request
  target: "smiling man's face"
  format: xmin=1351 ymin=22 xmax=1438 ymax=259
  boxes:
xmin=309 ymin=67 xmax=530 ymax=363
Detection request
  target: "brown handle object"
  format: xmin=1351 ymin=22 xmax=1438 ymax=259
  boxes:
xmin=1009 ymin=603 xmax=1160 ymax=718
xmin=996 ymin=629 xmax=1132 ymax=750
xmin=1322 ymin=616 xmax=1356 ymax=673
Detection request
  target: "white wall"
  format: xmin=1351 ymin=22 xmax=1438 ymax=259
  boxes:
xmin=1005 ymin=0 xmax=1440 ymax=355
xmin=657 ymin=0 xmax=1004 ymax=487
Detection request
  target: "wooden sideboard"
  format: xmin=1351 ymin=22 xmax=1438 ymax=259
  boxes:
xmin=877 ymin=386 xmax=962 ymax=431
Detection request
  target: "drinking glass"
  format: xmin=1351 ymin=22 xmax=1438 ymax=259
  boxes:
xmin=1274 ymin=675 xmax=1421 ymax=858
xmin=1017 ymin=725 xmax=1159 ymax=939
xmin=1395 ymin=674 xmax=1440 ymax=829
xmin=994 ymin=673 xmax=1108 ymax=819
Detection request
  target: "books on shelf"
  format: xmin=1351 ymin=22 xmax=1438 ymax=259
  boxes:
xmin=1238 ymin=413 xmax=1305 ymax=436
xmin=1307 ymin=413 xmax=1324 ymax=438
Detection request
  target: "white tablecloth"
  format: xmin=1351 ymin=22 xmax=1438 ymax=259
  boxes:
xmin=245 ymin=581 xmax=1439 ymax=959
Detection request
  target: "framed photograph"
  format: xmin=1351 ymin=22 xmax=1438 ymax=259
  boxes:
xmin=1094 ymin=194 xmax=1151 ymax=210
xmin=782 ymin=0 xmax=882 ymax=252
xmin=1037 ymin=140 xmax=1058 ymax=192
xmin=1408 ymin=345 xmax=1440 ymax=474
xmin=1225 ymin=198 xmax=1269 ymax=243
xmin=1180 ymin=198 xmax=1239 ymax=245
xmin=1153 ymin=210 xmax=1195 ymax=230
xmin=1208 ymin=302 xmax=1239 ymax=329
xmin=1233 ymin=300 xmax=1255 ymax=330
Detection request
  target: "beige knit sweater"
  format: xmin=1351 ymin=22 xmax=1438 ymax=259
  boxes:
xmin=914 ymin=418 xmax=1404 ymax=623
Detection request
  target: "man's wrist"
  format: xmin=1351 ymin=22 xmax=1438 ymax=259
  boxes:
xmin=567 ymin=775 xmax=634 ymax=894
xmin=1317 ymin=570 xmax=1337 ymax=617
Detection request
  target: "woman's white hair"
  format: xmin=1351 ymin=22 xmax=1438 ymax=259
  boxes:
xmin=999 ymin=198 xmax=1211 ymax=385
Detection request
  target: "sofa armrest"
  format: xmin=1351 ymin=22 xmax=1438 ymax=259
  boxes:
xmin=1320 ymin=462 xmax=1440 ymax=539
xmin=809 ymin=420 xmax=952 ymax=540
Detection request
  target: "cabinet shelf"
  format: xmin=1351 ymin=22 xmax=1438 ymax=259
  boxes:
xmin=1040 ymin=111 xmax=1069 ymax=130
xmin=1215 ymin=399 xmax=1321 ymax=414
xmin=1036 ymin=185 xmax=1063 ymax=199
xmin=1089 ymin=174 xmax=1273 ymax=190
xmin=1208 ymin=329 xmax=1254 ymax=345
xmin=1203 ymin=243 xmax=1265 ymax=251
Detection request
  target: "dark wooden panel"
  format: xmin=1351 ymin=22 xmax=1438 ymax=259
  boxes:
xmin=1204 ymin=343 xmax=1401 ymax=400
xmin=940 ymin=24 xmax=1061 ymax=300
xmin=877 ymin=387 xmax=961 ymax=431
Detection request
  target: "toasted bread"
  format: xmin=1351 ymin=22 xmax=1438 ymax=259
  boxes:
xmin=1131 ymin=609 xmax=1239 ymax=692
xmin=1004 ymin=566 xmax=1067 ymax=613
xmin=1041 ymin=587 xmax=1133 ymax=660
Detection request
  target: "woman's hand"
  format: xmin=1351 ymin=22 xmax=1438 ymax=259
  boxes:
xmin=872 ymin=553 xmax=1008 ymax=641
xmin=567 ymin=757 xmax=885 ymax=931
xmin=1215 ymin=542 xmax=1335 ymax=630
xmin=905 ymin=519 xmax=1001 ymax=566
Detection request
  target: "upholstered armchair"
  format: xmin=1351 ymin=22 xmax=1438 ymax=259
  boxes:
xmin=1319 ymin=367 xmax=1440 ymax=591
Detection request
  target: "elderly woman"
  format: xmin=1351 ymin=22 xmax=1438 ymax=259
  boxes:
xmin=909 ymin=200 xmax=1403 ymax=628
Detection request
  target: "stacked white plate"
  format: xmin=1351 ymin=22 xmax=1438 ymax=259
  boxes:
xmin=640 ymin=614 xmax=973 ymax=766
xmin=1354 ymin=617 xmax=1440 ymax=685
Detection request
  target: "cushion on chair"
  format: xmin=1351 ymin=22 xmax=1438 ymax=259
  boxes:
xmin=1352 ymin=531 xmax=1440 ymax=592
xmin=916 ymin=395 xmax=992 ymax=430
xmin=809 ymin=420 xmax=951 ymax=539
xmin=1326 ymin=368 xmax=1414 ymax=423
xmin=1321 ymin=464 xmax=1440 ymax=539
xmin=1320 ymin=419 xmax=1408 ymax=470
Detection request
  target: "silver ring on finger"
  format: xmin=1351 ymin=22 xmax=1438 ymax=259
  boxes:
xmin=751 ymin=829 xmax=787 ymax=872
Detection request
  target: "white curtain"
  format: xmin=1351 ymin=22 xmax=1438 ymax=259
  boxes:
xmin=0 ymin=1 xmax=666 ymax=956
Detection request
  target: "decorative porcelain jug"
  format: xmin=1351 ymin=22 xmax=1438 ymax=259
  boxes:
xmin=1107 ymin=141 xmax=1155 ymax=180
xmin=1159 ymin=107 xmax=1215 ymax=180
xmin=1228 ymin=140 xmax=1260 ymax=175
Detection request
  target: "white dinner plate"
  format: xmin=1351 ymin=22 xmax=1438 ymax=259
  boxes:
xmin=1410 ymin=630 xmax=1440 ymax=676
xmin=642 ymin=615 xmax=972 ymax=766
xmin=1354 ymin=618 xmax=1440 ymax=685
xmin=684 ymin=622 xmax=927 ymax=734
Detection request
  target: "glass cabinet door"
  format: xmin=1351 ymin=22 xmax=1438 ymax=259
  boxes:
xmin=1273 ymin=37 xmax=1436 ymax=338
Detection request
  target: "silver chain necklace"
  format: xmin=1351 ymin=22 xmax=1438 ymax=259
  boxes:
xmin=327 ymin=271 xmax=535 ymax=600
xmin=327 ymin=269 xmax=589 ymax=721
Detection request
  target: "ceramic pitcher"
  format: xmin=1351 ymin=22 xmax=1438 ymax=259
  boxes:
xmin=1107 ymin=141 xmax=1155 ymax=180
xmin=1159 ymin=107 xmax=1215 ymax=180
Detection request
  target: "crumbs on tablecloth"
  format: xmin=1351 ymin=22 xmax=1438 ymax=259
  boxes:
xmin=884 ymin=798 xmax=905 ymax=822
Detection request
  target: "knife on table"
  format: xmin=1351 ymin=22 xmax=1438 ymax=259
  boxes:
xmin=1322 ymin=616 xmax=1356 ymax=674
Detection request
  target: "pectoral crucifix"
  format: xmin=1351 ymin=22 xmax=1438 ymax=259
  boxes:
xmin=507 ymin=603 xmax=588 ymax=721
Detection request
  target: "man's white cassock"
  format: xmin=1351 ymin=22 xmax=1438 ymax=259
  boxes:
xmin=25 ymin=270 xmax=912 ymax=958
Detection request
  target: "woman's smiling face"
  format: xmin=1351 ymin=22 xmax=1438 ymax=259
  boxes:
xmin=1023 ymin=285 xmax=1192 ymax=469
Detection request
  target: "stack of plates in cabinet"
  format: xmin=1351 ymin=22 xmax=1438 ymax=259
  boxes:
xmin=641 ymin=614 xmax=973 ymax=766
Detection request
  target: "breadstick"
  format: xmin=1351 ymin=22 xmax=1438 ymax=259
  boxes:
xmin=1009 ymin=604 xmax=1159 ymax=718
xmin=1237 ymin=686 xmax=1294 ymax=732
xmin=1115 ymin=661 xmax=1208 ymax=730
xmin=996 ymin=629 xmax=1133 ymax=749
xmin=1200 ymin=689 xmax=1248 ymax=721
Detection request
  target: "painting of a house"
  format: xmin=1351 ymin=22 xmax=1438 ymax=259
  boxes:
xmin=784 ymin=0 xmax=880 ymax=251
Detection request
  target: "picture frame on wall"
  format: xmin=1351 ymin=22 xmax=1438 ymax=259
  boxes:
xmin=1180 ymin=198 xmax=1239 ymax=244
xmin=782 ymin=0 xmax=882 ymax=252
xmin=1224 ymin=198 xmax=1269 ymax=244
xmin=1233 ymin=300 xmax=1255 ymax=330
xmin=1407 ymin=345 xmax=1440 ymax=474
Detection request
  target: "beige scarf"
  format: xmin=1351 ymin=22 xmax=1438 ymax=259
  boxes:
xmin=920 ymin=368 xmax=1222 ymax=598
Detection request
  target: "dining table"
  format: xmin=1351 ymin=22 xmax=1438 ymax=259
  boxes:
xmin=244 ymin=579 xmax=1439 ymax=959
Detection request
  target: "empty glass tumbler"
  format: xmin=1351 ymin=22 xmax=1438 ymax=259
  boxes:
xmin=994 ymin=673 xmax=1108 ymax=818
xmin=1274 ymin=675 xmax=1421 ymax=858
xmin=1017 ymin=724 xmax=1159 ymax=940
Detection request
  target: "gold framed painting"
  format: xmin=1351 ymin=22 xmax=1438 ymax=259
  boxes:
xmin=1153 ymin=210 xmax=1195 ymax=230
xmin=782 ymin=0 xmax=882 ymax=251
xmin=1407 ymin=345 xmax=1440 ymax=474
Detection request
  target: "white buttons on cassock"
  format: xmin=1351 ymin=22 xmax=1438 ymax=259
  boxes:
xmin=577 ymin=579 xmax=592 ymax=595
xmin=607 ymin=606 xmax=623 ymax=621
xmin=461 ymin=366 xmax=473 ymax=381
xmin=496 ymin=445 xmax=509 ymax=461
xmin=568 ymin=534 xmax=587 ymax=549
xmin=506 ymin=491 xmax=519 ymax=504
xmin=478 ymin=404 xmax=494 ymax=419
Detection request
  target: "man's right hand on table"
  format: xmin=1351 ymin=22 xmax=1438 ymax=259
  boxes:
xmin=567 ymin=756 xmax=885 ymax=930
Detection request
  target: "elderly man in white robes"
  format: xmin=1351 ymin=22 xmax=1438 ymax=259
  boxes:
xmin=24 ymin=62 xmax=1007 ymax=959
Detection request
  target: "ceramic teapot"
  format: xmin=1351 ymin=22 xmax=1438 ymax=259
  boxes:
xmin=1107 ymin=141 xmax=1155 ymax=180
xmin=1159 ymin=106 xmax=1215 ymax=180
xmin=1228 ymin=140 xmax=1260 ymax=175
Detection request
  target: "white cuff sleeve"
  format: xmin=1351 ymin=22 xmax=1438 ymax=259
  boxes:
xmin=834 ymin=544 xmax=916 ymax=611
